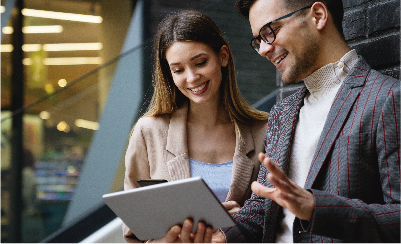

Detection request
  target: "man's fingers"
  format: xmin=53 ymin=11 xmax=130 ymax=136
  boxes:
xmin=258 ymin=152 xmax=266 ymax=162
xmin=251 ymin=181 xmax=276 ymax=198
xmin=262 ymin=156 xmax=287 ymax=180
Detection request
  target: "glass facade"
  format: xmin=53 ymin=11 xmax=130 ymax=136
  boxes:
xmin=1 ymin=0 xmax=133 ymax=242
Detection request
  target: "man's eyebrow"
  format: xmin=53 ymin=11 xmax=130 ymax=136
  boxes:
xmin=169 ymin=53 xmax=207 ymax=67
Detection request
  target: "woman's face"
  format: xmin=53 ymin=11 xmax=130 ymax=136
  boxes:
xmin=165 ymin=41 xmax=229 ymax=105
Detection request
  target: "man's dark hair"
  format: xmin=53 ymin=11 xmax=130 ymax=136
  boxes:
xmin=237 ymin=0 xmax=344 ymax=36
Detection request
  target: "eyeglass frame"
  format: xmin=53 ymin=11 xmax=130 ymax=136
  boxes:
xmin=250 ymin=5 xmax=312 ymax=53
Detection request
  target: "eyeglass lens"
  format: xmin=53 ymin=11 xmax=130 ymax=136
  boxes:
xmin=251 ymin=24 xmax=275 ymax=53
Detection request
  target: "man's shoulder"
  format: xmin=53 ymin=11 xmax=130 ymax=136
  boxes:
xmin=360 ymin=69 xmax=400 ymax=101
xmin=269 ymin=86 xmax=306 ymax=116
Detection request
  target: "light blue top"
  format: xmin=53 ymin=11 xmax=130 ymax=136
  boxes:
xmin=189 ymin=157 xmax=233 ymax=202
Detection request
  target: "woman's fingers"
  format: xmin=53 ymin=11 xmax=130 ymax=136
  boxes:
xmin=165 ymin=225 xmax=182 ymax=243
xmin=221 ymin=201 xmax=241 ymax=215
xmin=179 ymin=219 xmax=194 ymax=242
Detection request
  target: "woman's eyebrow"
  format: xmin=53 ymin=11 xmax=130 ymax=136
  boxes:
xmin=169 ymin=53 xmax=207 ymax=67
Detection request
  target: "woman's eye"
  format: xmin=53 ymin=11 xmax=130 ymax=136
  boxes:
xmin=196 ymin=60 xmax=207 ymax=66
xmin=172 ymin=69 xmax=183 ymax=74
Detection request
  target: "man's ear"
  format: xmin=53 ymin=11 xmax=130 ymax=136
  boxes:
xmin=220 ymin=45 xmax=229 ymax=67
xmin=311 ymin=2 xmax=328 ymax=31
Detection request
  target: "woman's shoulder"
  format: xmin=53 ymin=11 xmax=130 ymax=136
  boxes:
xmin=249 ymin=117 xmax=269 ymax=131
xmin=135 ymin=114 xmax=171 ymax=131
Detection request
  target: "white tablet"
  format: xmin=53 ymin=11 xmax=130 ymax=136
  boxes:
xmin=102 ymin=177 xmax=235 ymax=241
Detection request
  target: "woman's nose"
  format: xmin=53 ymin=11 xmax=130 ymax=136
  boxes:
xmin=186 ymin=69 xmax=200 ymax=82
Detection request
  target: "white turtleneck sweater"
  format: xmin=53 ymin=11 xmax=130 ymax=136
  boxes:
xmin=275 ymin=50 xmax=359 ymax=243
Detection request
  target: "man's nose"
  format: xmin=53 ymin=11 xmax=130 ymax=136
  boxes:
xmin=258 ymin=41 xmax=274 ymax=58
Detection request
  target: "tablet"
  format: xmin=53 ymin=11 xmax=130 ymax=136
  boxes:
xmin=102 ymin=177 xmax=235 ymax=241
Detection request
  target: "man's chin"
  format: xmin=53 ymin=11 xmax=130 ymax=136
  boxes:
xmin=280 ymin=76 xmax=299 ymax=84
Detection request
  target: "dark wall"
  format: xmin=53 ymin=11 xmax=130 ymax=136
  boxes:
xmin=278 ymin=0 xmax=400 ymax=101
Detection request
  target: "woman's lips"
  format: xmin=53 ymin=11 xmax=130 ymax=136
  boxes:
xmin=188 ymin=81 xmax=209 ymax=94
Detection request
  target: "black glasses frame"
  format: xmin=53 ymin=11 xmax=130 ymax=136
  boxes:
xmin=250 ymin=5 xmax=312 ymax=53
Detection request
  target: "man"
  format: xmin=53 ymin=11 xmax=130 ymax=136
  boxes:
xmin=165 ymin=0 xmax=400 ymax=242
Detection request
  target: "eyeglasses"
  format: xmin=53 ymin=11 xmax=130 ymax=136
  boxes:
xmin=250 ymin=5 xmax=312 ymax=53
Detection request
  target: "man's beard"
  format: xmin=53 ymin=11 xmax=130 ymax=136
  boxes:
xmin=281 ymin=39 xmax=319 ymax=84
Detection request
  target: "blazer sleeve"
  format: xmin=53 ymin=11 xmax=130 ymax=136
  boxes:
xmin=123 ymin=119 xmax=152 ymax=242
xmin=307 ymin=83 xmax=400 ymax=242
xmin=221 ymin=165 xmax=269 ymax=243
xmin=124 ymin=119 xmax=151 ymax=190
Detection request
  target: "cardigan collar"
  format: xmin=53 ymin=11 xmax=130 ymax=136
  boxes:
xmin=165 ymin=101 xmax=257 ymax=203
xmin=166 ymin=101 xmax=256 ymax=157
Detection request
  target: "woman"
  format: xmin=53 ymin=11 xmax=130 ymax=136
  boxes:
xmin=123 ymin=9 xmax=269 ymax=242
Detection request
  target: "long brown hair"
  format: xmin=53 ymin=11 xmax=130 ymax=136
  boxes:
xmin=143 ymin=9 xmax=269 ymax=125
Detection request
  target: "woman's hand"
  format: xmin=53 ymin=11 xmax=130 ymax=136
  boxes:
xmin=122 ymin=224 xmax=141 ymax=243
xmin=165 ymin=219 xmax=226 ymax=243
xmin=221 ymin=201 xmax=241 ymax=215
xmin=165 ymin=219 xmax=213 ymax=243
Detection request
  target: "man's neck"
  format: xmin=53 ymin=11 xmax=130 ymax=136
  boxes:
xmin=315 ymin=33 xmax=351 ymax=71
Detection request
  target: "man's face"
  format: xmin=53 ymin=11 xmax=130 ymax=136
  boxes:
xmin=249 ymin=0 xmax=319 ymax=84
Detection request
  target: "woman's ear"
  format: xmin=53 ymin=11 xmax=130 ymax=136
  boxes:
xmin=311 ymin=2 xmax=328 ymax=31
xmin=220 ymin=45 xmax=229 ymax=67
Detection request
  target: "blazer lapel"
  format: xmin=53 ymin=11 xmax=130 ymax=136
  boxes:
xmin=166 ymin=102 xmax=191 ymax=181
xmin=226 ymin=123 xmax=255 ymax=201
xmin=273 ymin=87 xmax=307 ymax=175
xmin=305 ymin=57 xmax=370 ymax=189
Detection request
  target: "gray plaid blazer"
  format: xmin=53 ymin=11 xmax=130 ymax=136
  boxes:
xmin=223 ymin=57 xmax=400 ymax=242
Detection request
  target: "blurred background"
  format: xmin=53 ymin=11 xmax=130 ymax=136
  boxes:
xmin=1 ymin=0 xmax=399 ymax=242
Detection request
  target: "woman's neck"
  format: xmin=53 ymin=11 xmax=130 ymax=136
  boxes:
xmin=187 ymin=100 xmax=231 ymax=126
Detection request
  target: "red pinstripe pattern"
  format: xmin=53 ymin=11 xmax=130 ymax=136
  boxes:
xmin=370 ymin=74 xmax=382 ymax=150
xmin=372 ymin=76 xmax=387 ymax=144
xmin=353 ymin=80 xmax=368 ymax=199
xmin=315 ymin=205 xmax=353 ymax=208
xmin=279 ymin=102 xmax=298 ymax=169
xmin=376 ymin=210 xmax=401 ymax=216
xmin=329 ymin=83 xmax=346 ymax=110
xmin=229 ymin=207 xmax=265 ymax=227
xmin=337 ymin=137 xmax=341 ymax=195
xmin=313 ymin=217 xmax=374 ymax=220
xmin=328 ymin=159 xmax=332 ymax=192
xmin=308 ymin=89 xmax=353 ymax=184
xmin=373 ymin=78 xmax=389 ymax=202
xmin=263 ymin=93 xmax=300 ymax=185
xmin=390 ymin=91 xmax=400 ymax=175
xmin=386 ymin=83 xmax=399 ymax=176
xmin=381 ymin=109 xmax=393 ymax=200
xmin=353 ymin=67 xmax=368 ymax=72
xmin=346 ymin=136 xmax=351 ymax=197
xmin=379 ymin=223 xmax=400 ymax=227
xmin=360 ymin=72 xmax=376 ymax=181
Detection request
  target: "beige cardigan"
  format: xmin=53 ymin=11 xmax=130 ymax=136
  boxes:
xmin=123 ymin=102 xmax=267 ymax=240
